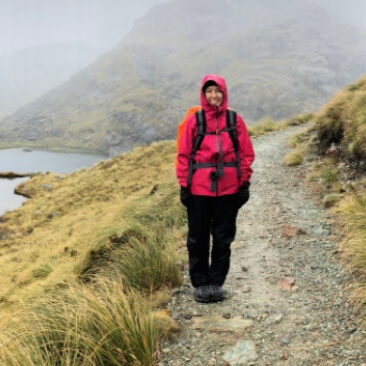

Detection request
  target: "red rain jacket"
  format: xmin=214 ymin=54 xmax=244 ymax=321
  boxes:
xmin=176 ymin=74 xmax=255 ymax=196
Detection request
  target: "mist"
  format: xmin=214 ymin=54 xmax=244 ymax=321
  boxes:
xmin=0 ymin=0 xmax=366 ymax=119
xmin=308 ymin=0 xmax=366 ymax=29
xmin=1 ymin=0 xmax=365 ymax=56
xmin=0 ymin=0 xmax=168 ymax=55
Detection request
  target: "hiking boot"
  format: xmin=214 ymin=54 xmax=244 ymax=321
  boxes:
xmin=194 ymin=285 xmax=211 ymax=303
xmin=210 ymin=285 xmax=227 ymax=302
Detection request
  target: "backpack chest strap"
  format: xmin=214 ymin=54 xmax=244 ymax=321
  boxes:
xmin=187 ymin=109 xmax=241 ymax=190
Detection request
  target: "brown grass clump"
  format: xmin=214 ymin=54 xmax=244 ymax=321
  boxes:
xmin=248 ymin=112 xmax=313 ymax=137
xmin=283 ymin=149 xmax=303 ymax=166
xmin=287 ymin=74 xmax=366 ymax=321
xmin=0 ymin=140 xmax=186 ymax=364
xmin=314 ymin=75 xmax=366 ymax=164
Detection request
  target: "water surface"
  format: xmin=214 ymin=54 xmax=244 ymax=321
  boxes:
xmin=0 ymin=148 xmax=107 ymax=217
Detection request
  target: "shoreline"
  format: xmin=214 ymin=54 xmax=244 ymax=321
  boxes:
xmin=0 ymin=171 xmax=36 ymax=179
xmin=0 ymin=145 xmax=108 ymax=156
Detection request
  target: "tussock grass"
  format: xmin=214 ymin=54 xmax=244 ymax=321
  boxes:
xmin=0 ymin=110 xmax=324 ymax=361
xmin=287 ymin=75 xmax=366 ymax=319
xmin=337 ymin=193 xmax=366 ymax=275
xmin=0 ymin=140 xmax=185 ymax=364
xmin=0 ymin=280 xmax=174 ymax=366
xmin=314 ymin=75 xmax=366 ymax=162
xmin=248 ymin=112 xmax=313 ymax=137
xmin=283 ymin=149 xmax=303 ymax=166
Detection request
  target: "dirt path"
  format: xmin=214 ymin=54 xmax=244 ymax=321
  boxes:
xmin=161 ymin=125 xmax=366 ymax=366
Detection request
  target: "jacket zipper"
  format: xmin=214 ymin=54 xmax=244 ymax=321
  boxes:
xmin=215 ymin=108 xmax=219 ymax=196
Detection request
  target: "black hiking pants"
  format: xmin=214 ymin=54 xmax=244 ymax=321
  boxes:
xmin=186 ymin=194 xmax=238 ymax=288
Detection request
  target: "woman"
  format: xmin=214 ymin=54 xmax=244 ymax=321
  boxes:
xmin=176 ymin=74 xmax=255 ymax=303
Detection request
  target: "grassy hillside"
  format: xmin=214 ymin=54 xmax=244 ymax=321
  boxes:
xmin=285 ymin=75 xmax=366 ymax=311
xmin=0 ymin=110 xmax=317 ymax=364
xmin=0 ymin=141 xmax=185 ymax=365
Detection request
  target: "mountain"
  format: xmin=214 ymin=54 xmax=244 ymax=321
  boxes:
xmin=1 ymin=0 xmax=366 ymax=155
xmin=0 ymin=42 xmax=103 ymax=116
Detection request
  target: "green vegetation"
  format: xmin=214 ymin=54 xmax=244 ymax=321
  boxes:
xmin=248 ymin=112 xmax=313 ymax=137
xmin=287 ymin=75 xmax=366 ymax=316
xmin=0 ymin=141 xmax=185 ymax=365
xmin=0 ymin=87 xmax=362 ymax=362
xmin=283 ymin=149 xmax=304 ymax=166
xmin=315 ymin=75 xmax=366 ymax=163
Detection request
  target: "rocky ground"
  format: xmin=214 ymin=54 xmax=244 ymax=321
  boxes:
xmin=160 ymin=125 xmax=366 ymax=366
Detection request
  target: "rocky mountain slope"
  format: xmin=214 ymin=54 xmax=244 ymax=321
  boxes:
xmin=1 ymin=0 xmax=366 ymax=155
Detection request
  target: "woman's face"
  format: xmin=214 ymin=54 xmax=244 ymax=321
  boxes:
xmin=204 ymin=85 xmax=224 ymax=107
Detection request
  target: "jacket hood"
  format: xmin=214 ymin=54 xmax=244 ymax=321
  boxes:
xmin=200 ymin=74 xmax=228 ymax=112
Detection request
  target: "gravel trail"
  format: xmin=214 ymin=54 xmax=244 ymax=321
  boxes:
xmin=161 ymin=125 xmax=366 ymax=366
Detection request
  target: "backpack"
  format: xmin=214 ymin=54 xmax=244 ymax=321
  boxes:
xmin=176 ymin=107 xmax=241 ymax=192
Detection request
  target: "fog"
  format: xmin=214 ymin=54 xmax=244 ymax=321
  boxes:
xmin=0 ymin=0 xmax=168 ymax=55
xmin=309 ymin=0 xmax=366 ymax=29
xmin=0 ymin=0 xmax=365 ymax=56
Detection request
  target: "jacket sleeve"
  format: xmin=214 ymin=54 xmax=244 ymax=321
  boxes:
xmin=176 ymin=115 xmax=197 ymax=187
xmin=236 ymin=114 xmax=255 ymax=184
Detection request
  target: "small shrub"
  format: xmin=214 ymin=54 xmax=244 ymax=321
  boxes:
xmin=320 ymin=168 xmax=339 ymax=185
xmin=248 ymin=117 xmax=276 ymax=137
xmin=284 ymin=150 xmax=303 ymax=166
xmin=115 ymin=231 xmax=182 ymax=291
xmin=323 ymin=193 xmax=343 ymax=208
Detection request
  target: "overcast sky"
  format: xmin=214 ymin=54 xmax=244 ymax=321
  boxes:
xmin=0 ymin=0 xmax=365 ymax=55
xmin=0 ymin=0 xmax=168 ymax=55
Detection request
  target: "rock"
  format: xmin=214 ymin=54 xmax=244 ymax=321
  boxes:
xmin=325 ymin=143 xmax=341 ymax=157
xmin=282 ymin=225 xmax=307 ymax=238
xmin=47 ymin=211 xmax=58 ymax=219
xmin=223 ymin=340 xmax=258 ymax=365
xmin=281 ymin=351 xmax=290 ymax=360
xmin=184 ymin=313 xmax=193 ymax=320
xmin=40 ymin=184 xmax=53 ymax=190
xmin=264 ymin=313 xmax=283 ymax=326
xmin=313 ymin=227 xmax=331 ymax=237
xmin=276 ymin=277 xmax=295 ymax=292
xmin=241 ymin=266 xmax=248 ymax=272
xmin=192 ymin=316 xmax=253 ymax=332
xmin=242 ymin=286 xmax=251 ymax=293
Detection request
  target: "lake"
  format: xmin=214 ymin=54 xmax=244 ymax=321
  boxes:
xmin=0 ymin=148 xmax=107 ymax=217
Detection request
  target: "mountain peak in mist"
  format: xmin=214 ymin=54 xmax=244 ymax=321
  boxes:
xmin=1 ymin=0 xmax=366 ymax=156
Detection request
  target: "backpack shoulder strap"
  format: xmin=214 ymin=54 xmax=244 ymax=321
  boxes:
xmin=188 ymin=110 xmax=206 ymax=185
xmin=226 ymin=110 xmax=238 ymax=150
xmin=226 ymin=110 xmax=241 ymax=178
xmin=192 ymin=109 xmax=206 ymax=153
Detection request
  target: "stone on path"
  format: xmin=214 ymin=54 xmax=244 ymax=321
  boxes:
xmin=192 ymin=316 xmax=253 ymax=332
xmin=282 ymin=225 xmax=306 ymax=238
xmin=223 ymin=340 xmax=258 ymax=365
xmin=276 ymin=277 xmax=295 ymax=292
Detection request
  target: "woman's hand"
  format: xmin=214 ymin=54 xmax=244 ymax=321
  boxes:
xmin=237 ymin=181 xmax=250 ymax=208
xmin=180 ymin=186 xmax=191 ymax=208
